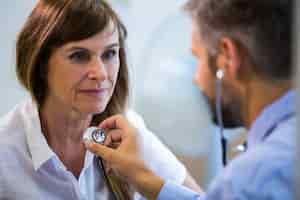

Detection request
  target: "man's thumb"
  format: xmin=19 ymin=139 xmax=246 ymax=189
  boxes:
xmin=85 ymin=141 xmax=117 ymax=163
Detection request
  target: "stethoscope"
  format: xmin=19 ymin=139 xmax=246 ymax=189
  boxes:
xmin=216 ymin=69 xmax=228 ymax=166
xmin=83 ymin=127 xmax=119 ymax=200
xmin=216 ymin=69 xmax=248 ymax=166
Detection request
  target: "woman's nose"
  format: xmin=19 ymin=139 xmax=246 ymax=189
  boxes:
xmin=87 ymin=57 xmax=108 ymax=81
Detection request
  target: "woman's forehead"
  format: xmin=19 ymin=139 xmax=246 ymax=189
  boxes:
xmin=61 ymin=22 xmax=119 ymax=51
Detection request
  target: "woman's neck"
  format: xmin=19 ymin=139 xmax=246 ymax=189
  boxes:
xmin=39 ymin=98 xmax=93 ymax=178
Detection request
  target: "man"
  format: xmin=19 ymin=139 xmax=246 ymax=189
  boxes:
xmin=85 ymin=0 xmax=296 ymax=199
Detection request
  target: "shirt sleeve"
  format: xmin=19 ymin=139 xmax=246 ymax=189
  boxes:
xmin=158 ymin=181 xmax=204 ymax=200
xmin=157 ymin=125 xmax=296 ymax=200
xmin=126 ymin=110 xmax=187 ymax=183
xmin=126 ymin=110 xmax=187 ymax=200
xmin=204 ymin=137 xmax=296 ymax=200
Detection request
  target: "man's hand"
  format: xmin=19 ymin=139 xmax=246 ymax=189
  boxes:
xmin=84 ymin=115 xmax=165 ymax=200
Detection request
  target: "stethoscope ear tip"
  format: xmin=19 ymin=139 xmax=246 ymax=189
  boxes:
xmin=216 ymin=69 xmax=224 ymax=80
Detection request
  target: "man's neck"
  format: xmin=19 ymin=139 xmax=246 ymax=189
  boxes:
xmin=244 ymin=79 xmax=292 ymax=129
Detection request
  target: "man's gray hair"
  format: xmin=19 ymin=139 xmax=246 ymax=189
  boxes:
xmin=185 ymin=0 xmax=293 ymax=81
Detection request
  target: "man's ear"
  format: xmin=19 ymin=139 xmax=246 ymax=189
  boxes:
xmin=216 ymin=37 xmax=243 ymax=80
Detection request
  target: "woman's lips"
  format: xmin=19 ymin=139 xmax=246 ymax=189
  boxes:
xmin=79 ymin=89 xmax=109 ymax=97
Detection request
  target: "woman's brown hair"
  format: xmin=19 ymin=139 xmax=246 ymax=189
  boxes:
xmin=16 ymin=0 xmax=132 ymax=199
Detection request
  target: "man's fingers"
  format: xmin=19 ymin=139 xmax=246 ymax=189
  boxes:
xmin=104 ymin=130 xmax=123 ymax=146
xmin=84 ymin=141 xmax=117 ymax=163
xmin=106 ymin=130 xmax=122 ymax=143
xmin=100 ymin=116 xmax=118 ymax=129
xmin=100 ymin=115 xmax=130 ymax=131
xmin=108 ymin=142 xmax=121 ymax=149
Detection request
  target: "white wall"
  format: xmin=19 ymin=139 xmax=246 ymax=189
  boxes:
xmin=0 ymin=1 xmax=37 ymax=115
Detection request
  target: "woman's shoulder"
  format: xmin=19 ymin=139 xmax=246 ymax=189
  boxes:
xmin=0 ymin=99 xmax=29 ymax=129
xmin=125 ymin=109 xmax=160 ymax=142
xmin=126 ymin=109 xmax=146 ymax=129
xmin=0 ymin=99 xmax=33 ymax=153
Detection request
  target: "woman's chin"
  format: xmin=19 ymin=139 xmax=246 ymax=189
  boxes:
xmin=77 ymin=103 xmax=107 ymax=116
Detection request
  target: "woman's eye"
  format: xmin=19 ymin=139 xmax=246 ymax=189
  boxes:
xmin=102 ymin=49 xmax=118 ymax=61
xmin=69 ymin=51 xmax=90 ymax=63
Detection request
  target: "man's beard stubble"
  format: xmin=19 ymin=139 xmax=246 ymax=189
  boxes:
xmin=205 ymin=54 xmax=244 ymax=128
xmin=202 ymin=91 xmax=243 ymax=128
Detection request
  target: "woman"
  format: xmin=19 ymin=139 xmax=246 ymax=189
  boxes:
xmin=0 ymin=0 xmax=199 ymax=199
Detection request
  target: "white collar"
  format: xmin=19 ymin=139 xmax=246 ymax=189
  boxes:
xmin=21 ymin=99 xmax=55 ymax=170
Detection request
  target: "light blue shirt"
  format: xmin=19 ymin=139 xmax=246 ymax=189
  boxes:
xmin=158 ymin=90 xmax=297 ymax=200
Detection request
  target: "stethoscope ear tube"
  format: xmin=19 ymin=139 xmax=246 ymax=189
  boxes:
xmin=83 ymin=127 xmax=118 ymax=200
xmin=216 ymin=69 xmax=227 ymax=166
xmin=97 ymin=157 xmax=118 ymax=200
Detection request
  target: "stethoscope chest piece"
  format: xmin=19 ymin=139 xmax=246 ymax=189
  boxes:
xmin=83 ymin=126 xmax=106 ymax=144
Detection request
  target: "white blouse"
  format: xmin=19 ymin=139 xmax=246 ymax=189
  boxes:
xmin=0 ymin=99 xmax=186 ymax=200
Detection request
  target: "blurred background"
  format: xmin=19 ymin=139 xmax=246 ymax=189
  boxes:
xmin=0 ymin=0 xmax=256 ymax=189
